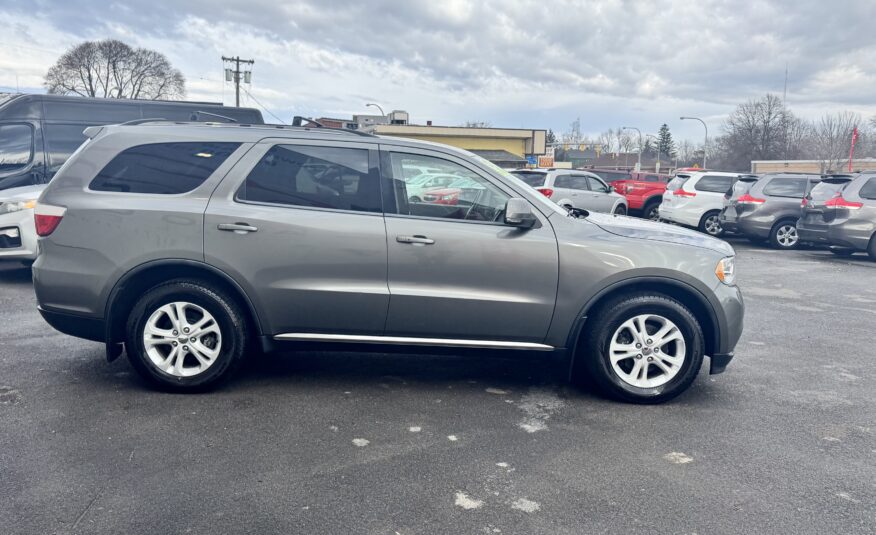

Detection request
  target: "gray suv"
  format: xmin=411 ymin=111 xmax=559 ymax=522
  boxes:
xmin=798 ymin=172 xmax=876 ymax=259
xmin=720 ymin=173 xmax=820 ymax=249
xmin=32 ymin=122 xmax=744 ymax=403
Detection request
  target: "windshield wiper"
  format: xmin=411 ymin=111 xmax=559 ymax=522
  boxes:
xmin=567 ymin=207 xmax=589 ymax=219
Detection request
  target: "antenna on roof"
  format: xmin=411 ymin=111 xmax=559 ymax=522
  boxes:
xmin=190 ymin=111 xmax=238 ymax=123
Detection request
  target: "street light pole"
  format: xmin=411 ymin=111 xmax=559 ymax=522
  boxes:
xmin=365 ymin=103 xmax=386 ymax=119
xmin=622 ymin=126 xmax=642 ymax=171
xmin=646 ymin=134 xmax=659 ymax=172
xmin=680 ymin=116 xmax=708 ymax=169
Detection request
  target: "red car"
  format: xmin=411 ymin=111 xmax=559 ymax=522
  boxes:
xmin=609 ymin=171 xmax=674 ymax=220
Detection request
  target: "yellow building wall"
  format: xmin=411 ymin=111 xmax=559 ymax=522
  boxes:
xmin=385 ymin=134 xmax=527 ymax=157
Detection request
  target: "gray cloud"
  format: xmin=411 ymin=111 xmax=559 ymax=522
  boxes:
xmin=2 ymin=0 xmax=875 ymax=137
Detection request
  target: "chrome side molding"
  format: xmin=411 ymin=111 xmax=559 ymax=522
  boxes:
xmin=273 ymin=333 xmax=554 ymax=351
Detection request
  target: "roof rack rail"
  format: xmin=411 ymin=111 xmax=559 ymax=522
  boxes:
xmin=291 ymin=115 xmax=376 ymax=138
xmin=190 ymin=111 xmax=238 ymax=123
xmin=119 ymin=117 xmax=167 ymax=126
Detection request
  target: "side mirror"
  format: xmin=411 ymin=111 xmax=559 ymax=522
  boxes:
xmin=504 ymin=198 xmax=537 ymax=228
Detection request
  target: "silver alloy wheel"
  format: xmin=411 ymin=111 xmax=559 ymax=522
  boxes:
xmin=608 ymin=314 xmax=687 ymax=388
xmin=143 ymin=301 xmax=222 ymax=377
xmin=704 ymin=215 xmax=722 ymax=235
xmin=776 ymin=224 xmax=798 ymax=247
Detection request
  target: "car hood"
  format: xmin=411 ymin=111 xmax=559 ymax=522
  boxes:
xmin=583 ymin=211 xmax=734 ymax=256
xmin=0 ymin=184 xmax=47 ymax=202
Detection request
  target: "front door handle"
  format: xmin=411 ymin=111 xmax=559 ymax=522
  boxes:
xmin=218 ymin=222 xmax=258 ymax=234
xmin=396 ymin=235 xmax=435 ymax=245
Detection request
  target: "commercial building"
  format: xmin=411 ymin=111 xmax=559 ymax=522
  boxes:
xmin=751 ymin=158 xmax=876 ymax=174
xmin=373 ymin=124 xmax=546 ymax=168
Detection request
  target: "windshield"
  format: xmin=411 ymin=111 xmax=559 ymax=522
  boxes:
xmin=509 ymin=171 xmax=547 ymax=187
xmin=809 ymin=180 xmax=851 ymax=201
xmin=0 ymin=124 xmax=33 ymax=174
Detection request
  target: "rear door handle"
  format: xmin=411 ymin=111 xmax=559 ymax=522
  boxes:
xmin=218 ymin=222 xmax=258 ymax=233
xmin=396 ymin=235 xmax=435 ymax=245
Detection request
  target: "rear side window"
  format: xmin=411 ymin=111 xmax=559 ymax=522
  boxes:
xmin=0 ymin=124 xmax=33 ymax=172
xmin=809 ymin=180 xmax=850 ymax=201
xmin=511 ymin=171 xmax=547 ymax=187
xmin=555 ymin=174 xmax=589 ymax=189
xmin=667 ymin=175 xmax=689 ymax=190
xmin=90 ymin=142 xmax=240 ymax=194
xmin=763 ymin=177 xmax=808 ymax=198
xmin=238 ymin=145 xmax=380 ymax=213
xmin=695 ymin=174 xmax=734 ymax=193
xmin=858 ymin=177 xmax=876 ymax=200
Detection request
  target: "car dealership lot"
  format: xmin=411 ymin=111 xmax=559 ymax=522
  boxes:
xmin=1 ymin=240 xmax=874 ymax=534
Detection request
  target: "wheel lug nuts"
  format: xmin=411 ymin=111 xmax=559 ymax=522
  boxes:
xmin=182 ymin=345 xmax=189 ymax=352
xmin=635 ymin=343 xmax=642 ymax=349
xmin=647 ymin=339 xmax=653 ymax=344
xmin=172 ymin=341 xmax=178 ymax=346
xmin=172 ymin=330 xmax=178 ymax=336
xmin=647 ymin=356 xmax=653 ymax=362
xmin=190 ymin=337 xmax=196 ymax=342
xmin=636 ymin=354 xmax=642 ymax=359
xmin=654 ymin=348 xmax=660 ymax=353
xmin=183 ymin=327 xmax=190 ymax=333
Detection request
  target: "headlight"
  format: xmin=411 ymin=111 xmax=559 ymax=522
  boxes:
xmin=0 ymin=199 xmax=37 ymax=215
xmin=715 ymin=256 xmax=736 ymax=285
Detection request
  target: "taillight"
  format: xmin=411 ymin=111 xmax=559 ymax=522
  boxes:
xmin=536 ymin=187 xmax=554 ymax=198
xmin=672 ymin=188 xmax=696 ymax=197
xmin=801 ymin=197 xmax=809 ymax=207
xmin=824 ymin=193 xmax=863 ymax=209
xmin=737 ymin=193 xmax=766 ymax=205
xmin=34 ymin=203 xmax=66 ymax=236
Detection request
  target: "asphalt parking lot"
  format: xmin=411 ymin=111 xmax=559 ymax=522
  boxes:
xmin=1 ymin=240 xmax=874 ymax=535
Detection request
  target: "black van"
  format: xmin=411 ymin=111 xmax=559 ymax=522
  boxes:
xmin=0 ymin=93 xmax=263 ymax=190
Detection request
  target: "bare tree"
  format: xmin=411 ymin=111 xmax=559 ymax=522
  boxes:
xmin=809 ymin=111 xmax=860 ymax=173
xmin=676 ymin=139 xmax=696 ymax=165
xmin=45 ymin=39 xmax=185 ymax=100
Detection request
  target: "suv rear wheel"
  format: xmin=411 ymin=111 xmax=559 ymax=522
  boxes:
xmin=642 ymin=199 xmax=661 ymax=221
xmin=575 ymin=294 xmax=704 ymax=404
xmin=769 ymin=220 xmax=799 ymax=249
xmin=699 ymin=211 xmax=724 ymax=237
xmin=613 ymin=204 xmax=627 ymax=216
xmin=125 ymin=280 xmax=249 ymax=391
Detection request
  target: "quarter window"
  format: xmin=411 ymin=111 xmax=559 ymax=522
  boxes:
xmin=90 ymin=142 xmax=240 ymax=194
xmin=0 ymin=124 xmax=33 ymax=173
xmin=762 ymin=177 xmax=808 ymax=198
xmin=388 ymin=153 xmax=510 ymax=222
xmin=239 ymin=145 xmax=380 ymax=213
xmin=694 ymin=175 xmax=735 ymax=193
xmin=858 ymin=177 xmax=876 ymax=200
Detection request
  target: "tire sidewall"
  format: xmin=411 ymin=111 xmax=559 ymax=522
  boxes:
xmin=587 ymin=297 xmax=704 ymax=402
xmin=770 ymin=220 xmax=799 ymax=249
xmin=700 ymin=211 xmax=723 ymax=237
xmin=126 ymin=282 xmax=246 ymax=390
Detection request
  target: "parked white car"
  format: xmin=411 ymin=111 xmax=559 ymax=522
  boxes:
xmin=0 ymin=184 xmax=46 ymax=262
xmin=658 ymin=171 xmax=740 ymax=236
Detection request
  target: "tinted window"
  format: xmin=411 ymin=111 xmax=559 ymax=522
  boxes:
xmin=511 ymin=171 xmax=547 ymax=187
xmin=90 ymin=142 xmax=240 ymax=194
xmin=859 ymin=177 xmax=876 ymax=200
xmin=388 ymin=153 xmax=510 ymax=222
xmin=809 ymin=180 xmax=851 ymax=201
xmin=555 ymin=174 xmax=589 ymax=189
xmin=695 ymin=174 xmax=735 ymax=193
xmin=585 ymin=176 xmax=609 ymax=192
xmin=730 ymin=179 xmax=756 ymax=198
xmin=0 ymin=124 xmax=33 ymax=172
xmin=239 ymin=145 xmax=379 ymax=213
xmin=45 ymin=123 xmax=89 ymax=172
xmin=763 ymin=177 xmax=808 ymax=198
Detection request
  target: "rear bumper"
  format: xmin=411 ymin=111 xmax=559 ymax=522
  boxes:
xmin=797 ymin=220 xmax=870 ymax=250
xmin=38 ymin=306 xmax=105 ymax=343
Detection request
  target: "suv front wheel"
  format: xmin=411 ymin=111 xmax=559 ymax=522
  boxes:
xmin=576 ymin=294 xmax=705 ymax=403
xmin=699 ymin=211 xmax=724 ymax=237
xmin=125 ymin=280 xmax=249 ymax=391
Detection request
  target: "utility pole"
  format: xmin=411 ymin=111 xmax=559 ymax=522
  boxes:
xmin=222 ymin=56 xmax=254 ymax=107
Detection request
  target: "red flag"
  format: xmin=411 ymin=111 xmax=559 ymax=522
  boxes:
xmin=848 ymin=127 xmax=859 ymax=172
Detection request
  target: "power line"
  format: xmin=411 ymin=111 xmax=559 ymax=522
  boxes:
xmin=240 ymin=85 xmax=285 ymax=124
xmin=221 ymin=55 xmax=254 ymax=107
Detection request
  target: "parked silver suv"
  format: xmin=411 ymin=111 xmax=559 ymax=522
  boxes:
xmin=33 ymin=122 xmax=743 ymax=403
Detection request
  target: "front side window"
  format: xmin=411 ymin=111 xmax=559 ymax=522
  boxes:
xmin=388 ymin=153 xmax=510 ymax=222
xmin=763 ymin=177 xmax=808 ymax=198
xmin=90 ymin=142 xmax=240 ymax=194
xmin=585 ymin=176 xmax=609 ymax=192
xmin=238 ymin=145 xmax=380 ymax=213
xmin=857 ymin=177 xmax=876 ymax=200
xmin=695 ymin=174 xmax=735 ymax=193
xmin=0 ymin=124 xmax=33 ymax=173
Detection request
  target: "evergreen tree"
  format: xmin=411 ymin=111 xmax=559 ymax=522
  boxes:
xmin=657 ymin=123 xmax=676 ymax=159
xmin=546 ymin=129 xmax=558 ymax=144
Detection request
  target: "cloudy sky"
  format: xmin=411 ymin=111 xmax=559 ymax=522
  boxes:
xmin=1 ymin=0 xmax=875 ymax=140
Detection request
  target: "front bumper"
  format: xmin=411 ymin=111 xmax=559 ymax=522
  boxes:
xmin=710 ymin=281 xmax=744 ymax=373
xmin=0 ymin=208 xmax=38 ymax=260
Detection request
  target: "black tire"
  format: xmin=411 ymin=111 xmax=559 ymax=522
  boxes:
xmin=573 ymin=293 xmax=705 ymax=404
xmin=642 ymin=199 xmax=661 ymax=221
xmin=829 ymin=247 xmax=855 ymax=257
xmin=613 ymin=204 xmax=627 ymax=216
xmin=409 ymin=196 xmax=421 ymax=203
xmin=125 ymin=279 xmax=249 ymax=392
xmin=869 ymin=235 xmax=876 ymax=262
xmin=698 ymin=211 xmax=724 ymax=237
xmin=768 ymin=219 xmax=800 ymax=249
